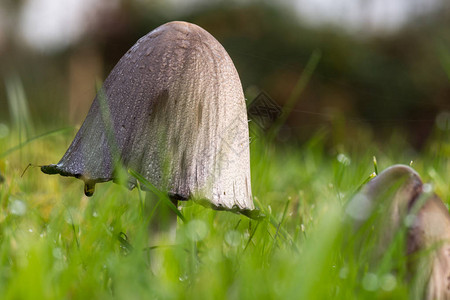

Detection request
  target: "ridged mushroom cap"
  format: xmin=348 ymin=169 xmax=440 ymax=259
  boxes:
xmin=42 ymin=21 xmax=254 ymax=213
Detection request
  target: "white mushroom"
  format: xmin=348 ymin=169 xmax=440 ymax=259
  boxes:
xmin=42 ymin=21 xmax=255 ymax=215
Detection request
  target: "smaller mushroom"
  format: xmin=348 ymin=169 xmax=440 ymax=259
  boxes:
xmin=408 ymin=194 xmax=450 ymax=300
xmin=349 ymin=164 xmax=450 ymax=300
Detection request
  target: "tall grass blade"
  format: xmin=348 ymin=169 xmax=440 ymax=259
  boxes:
xmin=5 ymin=75 xmax=34 ymax=138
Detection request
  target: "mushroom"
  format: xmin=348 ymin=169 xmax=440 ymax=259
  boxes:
xmin=409 ymin=194 xmax=450 ymax=300
xmin=41 ymin=21 xmax=255 ymax=216
xmin=349 ymin=164 xmax=450 ymax=299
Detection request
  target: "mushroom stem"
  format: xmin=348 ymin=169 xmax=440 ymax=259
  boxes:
xmin=145 ymin=192 xmax=178 ymax=244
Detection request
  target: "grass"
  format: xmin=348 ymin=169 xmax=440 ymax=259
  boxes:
xmin=0 ymin=66 xmax=449 ymax=299
xmin=0 ymin=116 xmax=448 ymax=299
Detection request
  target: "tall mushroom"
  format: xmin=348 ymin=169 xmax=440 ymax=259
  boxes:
xmin=42 ymin=21 xmax=255 ymax=216
xmin=349 ymin=165 xmax=450 ymax=300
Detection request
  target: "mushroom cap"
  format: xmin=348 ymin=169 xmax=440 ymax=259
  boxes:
xmin=350 ymin=164 xmax=450 ymax=299
xmin=365 ymin=164 xmax=423 ymax=224
xmin=364 ymin=164 xmax=422 ymax=197
xmin=346 ymin=164 xmax=423 ymax=224
xmin=42 ymin=21 xmax=254 ymax=211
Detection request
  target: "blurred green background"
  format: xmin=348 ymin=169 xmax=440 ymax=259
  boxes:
xmin=0 ymin=2 xmax=448 ymax=299
xmin=0 ymin=0 xmax=449 ymax=149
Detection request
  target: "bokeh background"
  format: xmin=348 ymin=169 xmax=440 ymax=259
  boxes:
xmin=0 ymin=0 xmax=449 ymax=149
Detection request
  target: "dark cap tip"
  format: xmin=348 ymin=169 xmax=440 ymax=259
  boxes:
xmin=84 ymin=182 xmax=96 ymax=197
xmin=41 ymin=164 xmax=60 ymax=175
